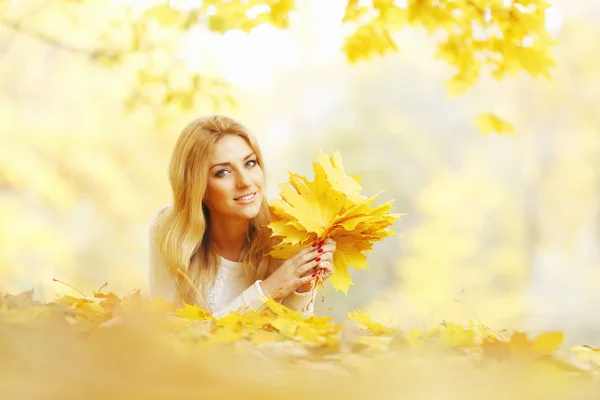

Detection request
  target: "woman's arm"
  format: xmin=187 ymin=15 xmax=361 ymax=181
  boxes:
xmin=265 ymin=257 xmax=315 ymax=317
xmin=149 ymin=208 xmax=271 ymax=317
xmin=281 ymin=289 xmax=314 ymax=318
xmin=149 ymin=208 xmax=315 ymax=318
xmin=210 ymin=280 xmax=270 ymax=318
xmin=210 ymin=281 xmax=315 ymax=319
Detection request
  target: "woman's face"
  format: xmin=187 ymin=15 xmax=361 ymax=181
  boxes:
xmin=204 ymin=135 xmax=265 ymax=221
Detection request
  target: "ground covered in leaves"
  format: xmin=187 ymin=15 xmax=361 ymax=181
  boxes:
xmin=1 ymin=289 xmax=599 ymax=399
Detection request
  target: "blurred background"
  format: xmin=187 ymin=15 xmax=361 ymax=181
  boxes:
xmin=1 ymin=0 xmax=599 ymax=345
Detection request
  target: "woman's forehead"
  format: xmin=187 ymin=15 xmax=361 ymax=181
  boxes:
xmin=211 ymin=135 xmax=253 ymax=162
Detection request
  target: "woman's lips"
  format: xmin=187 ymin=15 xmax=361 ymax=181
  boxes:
xmin=234 ymin=192 xmax=257 ymax=203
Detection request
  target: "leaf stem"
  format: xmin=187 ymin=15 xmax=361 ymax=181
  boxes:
xmin=94 ymin=282 xmax=108 ymax=296
xmin=52 ymin=278 xmax=87 ymax=298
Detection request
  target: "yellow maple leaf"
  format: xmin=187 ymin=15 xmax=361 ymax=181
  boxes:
xmin=474 ymin=113 xmax=516 ymax=135
xmin=347 ymin=311 xmax=396 ymax=335
xmin=271 ymin=318 xmax=299 ymax=337
xmin=268 ymin=220 xmax=307 ymax=245
xmin=509 ymin=331 xmax=563 ymax=356
xmin=251 ymin=330 xmax=279 ymax=345
xmin=440 ymin=322 xmax=476 ymax=347
xmin=532 ymin=331 xmax=564 ymax=354
xmin=270 ymin=171 xmax=343 ymax=238
xmin=268 ymin=152 xmax=402 ymax=294
xmin=331 ymin=251 xmax=354 ymax=293
xmin=174 ymin=304 xmax=213 ymax=320
xmin=314 ymin=151 xmax=365 ymax=203
xmin=139 ymin=297 xmax=176 ymax=315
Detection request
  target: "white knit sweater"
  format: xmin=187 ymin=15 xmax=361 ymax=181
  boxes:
xmin=148 ymin=206 xmax=314 ymax=318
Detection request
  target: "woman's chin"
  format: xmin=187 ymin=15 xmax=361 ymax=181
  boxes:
xmin=232 ymin=203 xmax=261 ymax=220
xmin=225 ymin=193 xmax=262 ymax=219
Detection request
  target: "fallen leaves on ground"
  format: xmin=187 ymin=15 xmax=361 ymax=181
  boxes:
xmin=1 ymin=289 xmax=599 ymax=399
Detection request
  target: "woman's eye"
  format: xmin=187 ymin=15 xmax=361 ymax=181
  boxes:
xmin=214 ymin=160 xmax=256 ymax=177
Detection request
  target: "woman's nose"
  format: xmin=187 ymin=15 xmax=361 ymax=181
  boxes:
xmin=236 ymin=171 xmax=252 ymax=188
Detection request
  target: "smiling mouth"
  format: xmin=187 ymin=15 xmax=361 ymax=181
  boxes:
xmin=234 ymin=192 xmax=257 ymax=202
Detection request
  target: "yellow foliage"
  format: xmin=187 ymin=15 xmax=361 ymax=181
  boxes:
xmin=475 ymin=113 xmax=517 ymax=135
xmin=348 ymin=310 xmax=395 ymax=335
xmin=268 ymin=151 xmax=402 ymax=294
xmin=174 ymin=303 xmax=213 ymax=320
xmin=142 ymin=0 xmax=295 ymax=34
xmin=2 ymin=288 xmax=598 ymax=400
xmin=439 ymin=321 xmax=477 ymax=348
xmin=0 ymin=0 xmax=557 ymax=113
xmin=509 ymin=331 xmax=564 ymax=355
xmin=343 ymin=0 xmax=556 ymax=95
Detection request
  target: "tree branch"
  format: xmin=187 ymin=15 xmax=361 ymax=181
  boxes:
xmin=0 ymin=18 xmax=98 ymax=55
xmin=0 ymin=18 xmax=159 ymax=60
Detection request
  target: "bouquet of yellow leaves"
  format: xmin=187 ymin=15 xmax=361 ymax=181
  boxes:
xmin=267 ymin=151 xmax=403 ymax=295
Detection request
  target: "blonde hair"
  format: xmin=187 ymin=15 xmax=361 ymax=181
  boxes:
xmin=153 ymin=115 xmax=278 ymax=308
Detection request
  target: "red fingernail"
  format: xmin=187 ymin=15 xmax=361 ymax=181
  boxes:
xmin=319 ymin=240 xmax=325 ymax=246
xmin=318 ymin=248 xmax=323 ymax=253
xmin=315 ymin=257 xmax=321 ymax=262
xmin=312 ymin=273 xmax=316 ymax=277
xmin=312 ymin=243 xmax=318 ymax=247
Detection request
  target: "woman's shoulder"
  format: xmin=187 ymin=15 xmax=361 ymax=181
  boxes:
xmin=149 ymin=205 xmax=172 ymax=230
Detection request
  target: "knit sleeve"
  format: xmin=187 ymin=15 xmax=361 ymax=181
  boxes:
xmin=282 ymin=289 xmax=314 ymax=318
xmin=148 ymin=207 xmax=177 ymax=304
xmin=212 ymin=284 xmax=315 ymax=319
xmin=210 ymin=280 xmax=269 ymax=318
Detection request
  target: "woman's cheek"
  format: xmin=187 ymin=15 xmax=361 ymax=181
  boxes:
xmin=254 ymin=168 xmax=265 ymax=189
xmin=206 ymin=181 xmax=228 ymax=207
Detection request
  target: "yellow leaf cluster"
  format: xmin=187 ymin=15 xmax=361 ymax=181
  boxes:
xmin=474 ymin=112 xmax=516 ymax=135
xmin=342 ymin=0 xmax=556 ymax=95
xmin=142 ymin=0 xmax=295 ymax=33
xmin=12 ymin=0 xmax=559 ymax=114
xmin=268 ymin=152 xmax=403 ymax=294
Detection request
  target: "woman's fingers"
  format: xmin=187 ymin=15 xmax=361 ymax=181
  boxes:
xmin=297 ymin=251 xmax=332 ymax=275
xmin=300 ymin=267 xmax=317 ymax=278
xmin=289 ymin=242 xmax=320 ymax=265
xmin=294 ymin=259 xmax=334 ymax=291
xmin=323 ymin=238 xmax=336 ymax=247
xmin=314 ymin=260 xmax=334 ymax=280
xmin=319 ymin=242 xmax=336 ymax=253
xmin=299 ymin=273 xmax=318 ymax=285
xmin=287 ymin=238 xmax=337 ymax=285
xmin=297 ymin=245 xmax=335 ymax=268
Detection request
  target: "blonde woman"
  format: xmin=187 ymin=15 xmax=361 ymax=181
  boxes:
xmin=148 ymin=115 xmax=335 ymax=318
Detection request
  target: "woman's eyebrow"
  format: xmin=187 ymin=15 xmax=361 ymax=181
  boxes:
xmin=210 ymin=152 xmax=255 ymax=170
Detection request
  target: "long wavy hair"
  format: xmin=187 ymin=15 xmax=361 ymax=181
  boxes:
xmin=152 ymin=115 xmax=278 ymax=308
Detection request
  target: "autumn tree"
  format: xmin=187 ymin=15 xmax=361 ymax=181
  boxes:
xmin=0 ymin=0 xmax=555 ymax=112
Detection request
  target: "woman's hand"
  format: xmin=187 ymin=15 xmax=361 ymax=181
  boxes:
xmin=260 ymin=238 xmax=336 ymax=299
xmin=296 ymin=238 xmax=336 ymax=293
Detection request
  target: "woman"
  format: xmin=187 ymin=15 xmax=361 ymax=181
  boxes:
xmin=148 ymin=115 xmax=335 ymax=318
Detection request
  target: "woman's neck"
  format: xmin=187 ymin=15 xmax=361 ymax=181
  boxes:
xmin=209 ymin=216 xmax=251 ymax=262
